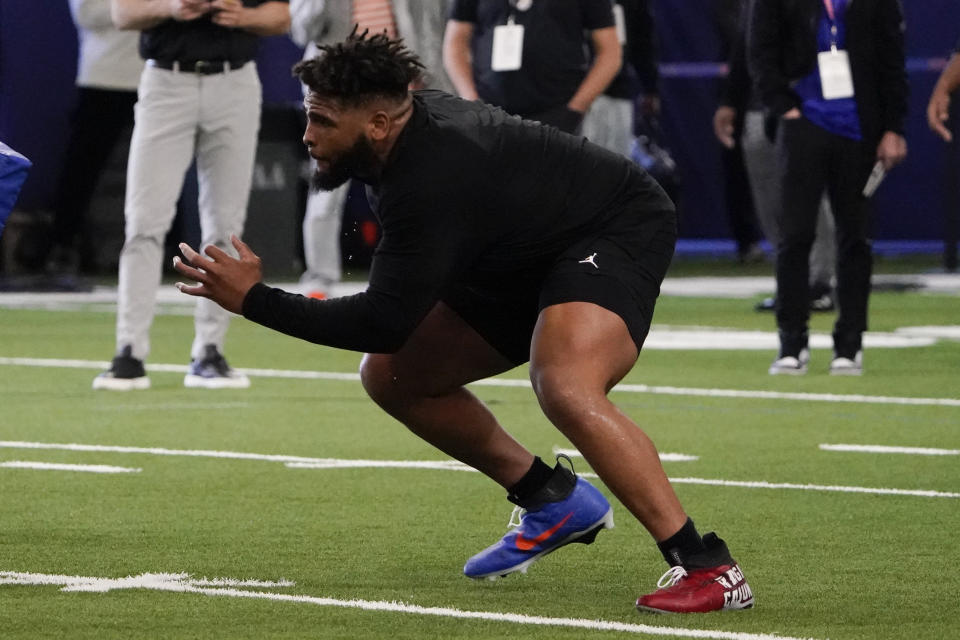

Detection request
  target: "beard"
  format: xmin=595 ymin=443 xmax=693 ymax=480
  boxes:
xmin=310 ymin=134 xmax=379 ymax=192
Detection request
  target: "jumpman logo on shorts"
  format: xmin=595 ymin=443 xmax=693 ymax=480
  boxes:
xmin=579 ymin=252 xmax=599 ymax=269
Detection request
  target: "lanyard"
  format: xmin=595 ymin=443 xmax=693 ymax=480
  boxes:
xmin=822 ymin=0 xmax=840 ymax=49
xmin=822 ymin=0 xmax=835 ymax=22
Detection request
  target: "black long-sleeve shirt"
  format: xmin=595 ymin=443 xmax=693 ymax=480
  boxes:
xmin=718 ymin=0 xmax=760 ymax=113
xmin=243 ymin=90 xmax=673 ymax=354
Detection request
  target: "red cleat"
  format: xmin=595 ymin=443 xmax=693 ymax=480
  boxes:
xmin=636 ymin=534 xmax=753 ymax=614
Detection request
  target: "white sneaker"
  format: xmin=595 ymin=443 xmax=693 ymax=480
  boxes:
xmin=830 ymin=351 xmax=863 ymax=376
xmin=768 ymin=348 xmax=810 ymax=375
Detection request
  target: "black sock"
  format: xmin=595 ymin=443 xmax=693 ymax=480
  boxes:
xmin=507 ymin=456 xmax=554 ymax=502
xmin=657 ymin=518 xmax=706 ymax=567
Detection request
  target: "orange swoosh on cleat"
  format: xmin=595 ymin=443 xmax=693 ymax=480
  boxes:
xmin=514 ymin=512 xmax=574 ymax=551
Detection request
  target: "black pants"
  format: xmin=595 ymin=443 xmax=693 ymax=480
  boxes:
xmin=775 ymin=117 xmax=875 ymax=356
xmin=721 ymin=141 xmax=762 ymax=256
xmin=50 ymin=87 xmax=137 ymax=249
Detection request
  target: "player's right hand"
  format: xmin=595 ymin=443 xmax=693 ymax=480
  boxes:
xmin=173 ymin=236 xmax=263 ymax=315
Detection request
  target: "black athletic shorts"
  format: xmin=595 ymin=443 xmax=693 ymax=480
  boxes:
xmin=442 ymin=207 xmax=677 ymax=365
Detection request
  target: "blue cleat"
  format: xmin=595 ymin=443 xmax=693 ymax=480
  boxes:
xmin=464 ymin=470 xmax=614 ymax=580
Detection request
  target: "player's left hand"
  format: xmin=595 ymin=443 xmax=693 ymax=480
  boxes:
xmin=173 ymin=235 xmax=262 ymax=315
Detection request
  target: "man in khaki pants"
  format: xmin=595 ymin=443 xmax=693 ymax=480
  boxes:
xmin=94 ymin=0 xmax=289 ymax=390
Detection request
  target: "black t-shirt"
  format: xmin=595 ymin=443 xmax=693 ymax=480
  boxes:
xmin=140 ymin=0 xmax=287 ymax=63
xmin=603 ymin=0 xmax=658 ymax=100
xmin=448 ymin=0 xmax=614 ymax=116
xmin=243 ymin=90 xmax=672 ymax=354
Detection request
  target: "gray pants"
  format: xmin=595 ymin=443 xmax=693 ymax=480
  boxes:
xmin=582 ymin=95 xmax=634 ymax=158
xmin=117 ymin=63 xmax=262 ymax=360
xmin=742 ymin=110 xmax=835 ymax=288
xmin=298 ymin=181 xmax=348 ymax=293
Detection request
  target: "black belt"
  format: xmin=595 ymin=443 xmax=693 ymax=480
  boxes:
xmin=147 ymin=59 xmax=246 ymax=74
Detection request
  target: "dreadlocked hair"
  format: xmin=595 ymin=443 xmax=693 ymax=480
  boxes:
xmin=293 ymin=27 xmax=424 ymax=107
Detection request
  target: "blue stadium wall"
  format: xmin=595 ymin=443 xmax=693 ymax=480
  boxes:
xmin=0 ymin=0 xmax=956 ymax=245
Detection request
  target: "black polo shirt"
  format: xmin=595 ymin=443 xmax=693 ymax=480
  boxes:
xmin=140 ymin=0 xmax=288 ymax=64
xmin=448 ymin=0 xmax=615 ymax=116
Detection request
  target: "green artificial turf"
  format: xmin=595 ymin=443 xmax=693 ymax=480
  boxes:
xmin=0 ymin=287 xmax=957 ymax=639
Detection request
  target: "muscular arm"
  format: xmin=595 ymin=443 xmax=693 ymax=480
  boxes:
xmin=442 ymin=20 xmax=479 ymax=100
xmin=242 ymin=284 xmax=424 ymax=353
xmin=243 ymin=188 xmax=480 ymax=353
xmin=567 ymin=26 xmax=622 ymax=113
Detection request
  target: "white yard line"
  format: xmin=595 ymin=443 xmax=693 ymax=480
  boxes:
xmin=93 ymin=402 xmax=251 ymax=412
xmin=553 ymin=447 xmax=699 ymax=463
xmin=0 ymin=571 xmax=292 ymax=593
xmin=606 ymin=382 xmax=960 ymax=408
xmin=666 ymin=477 xmax=958 ymax=499
xmin=820 ymin=443 xmax=959 ymax=456
xmin=285 ymin=459 xmax=475 ymax=471
xmin=2 ymin=356 xmax=959 ymax=407
xmin=0 ymin=440 xmax=362 ymax=465
xmin=3 ymin=273 xmax=959 ymax=305
xmin=0 ymin=461 xmax=141 ymax=474
xmin=0 ymin=440 xmax=956 ymax=499
xmin=0 ymin=570 xmax=819 ymax=640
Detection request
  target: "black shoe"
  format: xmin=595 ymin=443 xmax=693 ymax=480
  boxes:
xmin=184 ymin=345 xmax=250 ymax=389
xmin=737 ymin=243 xmax=767 ymax=265
xmin=92 ymin=345 xmax=149 ymax=391
xmin=44 ymin=243 xmax=80 ymax=275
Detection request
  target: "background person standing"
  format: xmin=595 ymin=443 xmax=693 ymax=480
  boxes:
xmin=44 ymin=0 xmax=144 ymax=278
xmin=581 ymin=0 xmax=659 ymax=158
xmin=93 ymin=0 xmax=290 ymax=390
xmin=713 ymin=0 xmax=836 ymax=312
xmin=172 ymin=32 xmax=754 ymax=615
xmin=289 ymin=0 xmax=452 ymax=300
xmin=443 ymin=0 xmax=621 ymax=134
xmin=749 ymin=0 xmax=908 ymax=376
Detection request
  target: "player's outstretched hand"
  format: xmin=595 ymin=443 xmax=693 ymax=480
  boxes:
xmin=173 ymin=235 xmax=262 ymax=314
